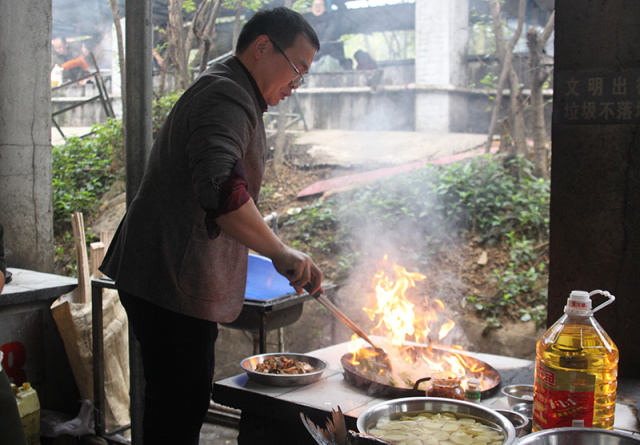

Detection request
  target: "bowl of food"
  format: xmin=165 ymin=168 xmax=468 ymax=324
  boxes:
xmin=495 ymin=408 xmax=531 ymax=437
xmin=240 ymin=353 xmax=328 ymax=387
xmin=356 ymin=397 xmax=517 ymax=445
xmin=517 ymin=427 xmax=640 ymax=444
xmin=501 ymin=384 xmax=534 ymax=407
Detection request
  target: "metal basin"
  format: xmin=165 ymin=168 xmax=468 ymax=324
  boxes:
xmin=495 ymin=409 xmax=531 ymax=437
xmin=356 ymin=397 xmax=517 ymax=445
xmin=240 ymin=353 xmax=328 ymax=387
xmin=501 ymin=384 xmax=534 ymax=407
xmin=517 ymin=427 xmax=640 ymax=444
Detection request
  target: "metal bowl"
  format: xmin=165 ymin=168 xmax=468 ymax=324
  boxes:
xmin=356 ymin=397 xmax=517 ymax=445
xmin=240 ymin=353 xmax=328 ymax=387
xmin=511 ymin=401 xmax=533 ymax=420
xmin=517 ymin=427 xmax=640 ymax=444
xmin=501 ymin=384 xmax=534 ymax=407
xmin=495 ymin=409 xmax=531 ymax=437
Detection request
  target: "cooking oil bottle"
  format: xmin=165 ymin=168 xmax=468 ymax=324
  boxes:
xmin=532 ymin=290 xmax=618 ymax=431
xmin=13 ymin=381 xmax=41 ymax=444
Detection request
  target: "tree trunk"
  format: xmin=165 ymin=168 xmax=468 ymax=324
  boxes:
xmin=199 ymin=0 xmax=223 ymax=74
xmin=168 ymin=0 xmax=189 ymax=89
xmin=508 ymin=65 xmax=527 ymax=159
xmin=527 ymin=11 xmax=555 ymax=178
xmin=485 ymin=0 xmax=527 ymax=156
xmin=272 ymin=0 xmax=294 ymax=176
xmin=189 ymin=0 xmax=223 ymax=76
xmin=232 ymin=0 xmax=244 ymax=53
xmin=108 ymin=0 xmax=126 ymax=116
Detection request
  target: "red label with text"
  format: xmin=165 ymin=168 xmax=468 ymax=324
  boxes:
xmin=533 ymin=361 xmax=595 ymax=429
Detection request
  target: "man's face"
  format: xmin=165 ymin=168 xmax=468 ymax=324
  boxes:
xmin=259 ymin=34 xmax=316 ymax=107
xmin=52 ymin=38 xmax=67 ymax=55
xmin=312 ymin=0 xmax=326 ymax=16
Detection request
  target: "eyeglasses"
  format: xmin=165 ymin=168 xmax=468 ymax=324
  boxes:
xmin=269 ymin=38 xmax=305 ymax=87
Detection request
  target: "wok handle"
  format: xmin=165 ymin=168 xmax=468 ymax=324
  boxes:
xmin=412 ymin=376 xmax=432 ymax=391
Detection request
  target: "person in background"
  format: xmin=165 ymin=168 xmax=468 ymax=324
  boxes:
xmin=0 ymin=223 xmax=28 ymax=445
xmin=99 ymin=8 xmax=323 ymax=444
xmin=307 ymin=0 xmax=350 ymax=70
xmin=59 ymin=37 xmax=106 ymax=84
xmin=51 ymin=36 xmax=82 ymax=82
xmin=354 ymin=49 xmax=378 ymax=70
xmin=51 ymin=36 xmax=72 ymax=65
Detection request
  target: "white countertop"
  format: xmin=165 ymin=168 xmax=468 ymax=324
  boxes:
xmin=213 ymin=341 xmax=640 ymax=436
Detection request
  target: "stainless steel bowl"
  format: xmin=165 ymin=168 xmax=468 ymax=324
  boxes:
xmin=511 ymin=401 xmax=533 ymax=419
xmin=517 ymin=427 xmax=640 ymax=444
xmin=495 ymin=409 xmax=531 ymax=437
xmin=240 ymin=353 xmax=328 ymax=387
xmin=501 ymin=384 xmax=534 ymax=407
xmin=356 ymin=397 xmax=517 ymax=445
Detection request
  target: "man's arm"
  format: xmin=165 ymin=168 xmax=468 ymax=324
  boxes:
xmin=215 ymin=199 xmax=323 ymax=295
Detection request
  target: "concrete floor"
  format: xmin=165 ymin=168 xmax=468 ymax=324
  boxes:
xmin=199 ymin=421 xmax=239 ymax=444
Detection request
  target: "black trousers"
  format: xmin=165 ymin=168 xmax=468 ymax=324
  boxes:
xmin=118 ymin=291 xmax=219 ymax=445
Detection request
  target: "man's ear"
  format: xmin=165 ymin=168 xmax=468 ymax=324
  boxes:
xmin=253 ymin=35 xmax=270 ymax=60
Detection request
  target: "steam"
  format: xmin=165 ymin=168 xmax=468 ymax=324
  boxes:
xmin=331 ymin=162 xmax=473 ymax=350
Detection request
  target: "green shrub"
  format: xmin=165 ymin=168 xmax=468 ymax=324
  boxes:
xmin=53 ymin=90 xmax=185 ymax=237
xmin=52 ymin=119 xmax=122 ymax=234
xmin=281 ymin=154 xmax=550 ymax=324
xmin=153 ymin=90 xmax=184 ymax=137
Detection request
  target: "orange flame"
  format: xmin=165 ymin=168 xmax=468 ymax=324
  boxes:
xmin=350 ymin=255 xmax=483 ymax=385
xmin=364 ymin=255 xmax=457 ymax=348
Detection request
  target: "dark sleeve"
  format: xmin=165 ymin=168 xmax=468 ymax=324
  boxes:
xmin=0 ymin=223 xmax=6 ymax=279
xmin=184 ymin=79 xmax=257 ymax=236
xmin=204 ymin=159 xmax=252 ymax=239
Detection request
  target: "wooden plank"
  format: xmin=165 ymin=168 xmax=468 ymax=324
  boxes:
xmin=99 ymin=230 xmax=114 ymax=251
xmin=71 ymin=212 xmax=91 ymax=304
xmin=90 ymin=242 xmax=105 ymax=279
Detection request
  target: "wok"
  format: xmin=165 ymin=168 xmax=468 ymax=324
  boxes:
xmin=341 ymin=345 xmax=501 ymax=398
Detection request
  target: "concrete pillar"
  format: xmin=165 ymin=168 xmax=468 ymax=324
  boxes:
xmin=414 ymin=0 xmax=469 ymax=133
xmin=549 ymin=0 xmax=640 ymax=378
xmin=0 ymin=0 xmax=54 ymax=272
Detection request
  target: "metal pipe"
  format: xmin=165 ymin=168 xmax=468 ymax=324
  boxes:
xmin=125 ymin=2 xmax=153 ymax=443
xmin=125 ymin=0 xmax=153 ymax=207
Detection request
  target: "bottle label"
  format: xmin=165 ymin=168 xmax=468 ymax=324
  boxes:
xmin=465 ymin=391 xmax=481 ymax=402
xmin=533 ymin=361 xmax=595 ymax=429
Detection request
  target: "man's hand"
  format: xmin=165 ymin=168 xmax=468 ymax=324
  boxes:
xmin=271 ymin=246 xmax=323 ymax=296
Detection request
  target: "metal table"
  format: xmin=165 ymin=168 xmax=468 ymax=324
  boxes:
xmin=1 ymin=268 xmax=77 ymax=305
xmin=90 ymin=276 xmax=122 ymax=442
xmin=0 ymin=268 xmax=79 ymax=413
xmin=212 ymin=341 xmax=640 ymax=445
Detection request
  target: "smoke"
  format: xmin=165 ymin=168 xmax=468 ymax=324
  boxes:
xmin=52 ymin=0 xmax=114 ymax=39
xmin=328 ymin=157 xmax=474 ymax=350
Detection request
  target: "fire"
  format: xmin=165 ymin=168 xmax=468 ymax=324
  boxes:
xmin=363 ymin=255 xmax=456 ymax=348
xmin=348 ymin=255 xmax=485 ymax=387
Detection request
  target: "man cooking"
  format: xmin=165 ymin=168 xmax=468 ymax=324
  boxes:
xmin=100 ymin=7 xmax=324 ymax=444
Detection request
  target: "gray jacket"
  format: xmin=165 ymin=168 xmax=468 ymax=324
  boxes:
xmin=100 ymin=57 xmax=267 ymax=322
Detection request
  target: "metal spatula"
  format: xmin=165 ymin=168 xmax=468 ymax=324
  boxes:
xmin=303 ymin=283 xmax=392 ymax=371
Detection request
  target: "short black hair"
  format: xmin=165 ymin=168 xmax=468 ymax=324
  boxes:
xmin=235 ymin=7 xmax=320 ymax=54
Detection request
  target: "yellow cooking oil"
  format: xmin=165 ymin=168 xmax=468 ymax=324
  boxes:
xmin=532 ymin=290 xmax=618 ymax=432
